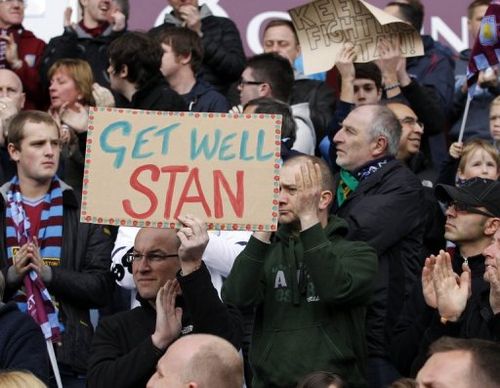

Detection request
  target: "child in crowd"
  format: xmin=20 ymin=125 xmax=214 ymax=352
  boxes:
xmin=439 ymin=138 xmax=499 ymax=185
xmin=489 ymin=95 xmax=500 ymax=150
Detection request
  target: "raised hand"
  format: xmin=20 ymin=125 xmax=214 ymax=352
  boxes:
xmin=294 ymin=160 xmax=323 ymax=230
xmin=60 ymin=102 xmax=89 ymax=134
xmin=177 ymin=215 xmax=209 ymax=275
xmin=151 ymin=279 xmax=183 ymax=349
xmin=63 ymin=7 xmax=76 ymax=30
xmin=0 ymin=33 xmax=21 ymax=70
xmin=110 ymin=9 xmax=126 ymax=32
xmin=376 ymin=37 xmax=402 ymax=81
xmin=178 ymin=5 xmax=202 ymax=35
xmin=433 ymin=250 xmax=471 ymax=322
xmin=92 ymin=83 xmax=115 ymax=107
xmin=422 ymin=255 xmax=437 ymax=308
xmin=485 ymin=254 xmax=500 ymax=315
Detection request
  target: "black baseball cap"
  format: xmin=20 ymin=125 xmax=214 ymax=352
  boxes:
xmin=435 ymin=178 xmax=500 ymax=217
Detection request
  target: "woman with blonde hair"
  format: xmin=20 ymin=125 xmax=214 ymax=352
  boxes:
xmin=47 ymin=58 xmax=114 ymax=193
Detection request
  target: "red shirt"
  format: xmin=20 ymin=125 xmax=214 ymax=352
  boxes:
xmin=23 ymin=198 xmax=44 ymax=239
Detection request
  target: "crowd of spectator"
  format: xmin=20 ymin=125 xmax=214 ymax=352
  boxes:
xmin=1 ymin=0 xmax=500 ymax=387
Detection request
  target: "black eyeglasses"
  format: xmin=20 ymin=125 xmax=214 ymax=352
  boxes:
xmin=239 ymin=77 xmax=265 ymax=87
xmin=446 ymin=201 xmax=495 ymax=218
xmin=126 ymin=252 xmax=178 ymax=263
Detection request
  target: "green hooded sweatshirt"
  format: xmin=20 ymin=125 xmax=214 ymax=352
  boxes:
xmin=222 ymin=216 xmax=378 ymax=388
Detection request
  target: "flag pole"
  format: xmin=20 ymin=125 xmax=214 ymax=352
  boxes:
xmin=46 ymin=339 xmax=62 ymax=388
xmin=458 ymin=92 xmax=472 ymax=144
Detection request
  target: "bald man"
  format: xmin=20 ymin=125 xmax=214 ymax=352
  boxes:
xmin=147 ymin=334 xmax=243 ymax=388
xmin=88 ymin=216 xmax=242 ymax=388
xmin=0 ymin=69 xmax=25 ymax=183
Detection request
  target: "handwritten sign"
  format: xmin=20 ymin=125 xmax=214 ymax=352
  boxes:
xmin=289 ymin=0 xmax=424 ymax=74
xmin=80 ymin=108 xmax=282 ymax=231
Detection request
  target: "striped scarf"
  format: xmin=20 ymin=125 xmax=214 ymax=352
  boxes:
xmin=5 ymin=176 xmax=64 ymax=342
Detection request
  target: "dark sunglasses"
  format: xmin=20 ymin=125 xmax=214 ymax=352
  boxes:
xmin=446 ymin=201 xmax=495 ymax=217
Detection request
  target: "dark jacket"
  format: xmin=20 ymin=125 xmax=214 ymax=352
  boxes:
xmin=406 ymin=35 xmax=455 ymax=116
xmin=0 ymin=301 xmax=50 ymax=383
xmin=222 ymin=218 xmax=378 ymax=388
xmin=390 ymin=252 xmax=498 ymax=376
xmin=333 ymin=159 xmax=425 ymax=359
xmin=115 ymin=75 xmax=187 ymax=112
xmin=291 ymin=77 xmax=335 ymax=141
xmin=87 ymin=262 xmax=243 ymax=388
xmin=149 ymin=5 xmax=245 ymax=96
xmin=41 ymin=23 xmax=124 ymax=90
xmin=182 ymin=78 xmax=230 ymax=112
xmin=403 ymin=153 xmax=446 ymax=258
xmin=0 ymin=180 xmax=115 ymax=373
xmin=2 ymin=25 xmax=47 ymax=110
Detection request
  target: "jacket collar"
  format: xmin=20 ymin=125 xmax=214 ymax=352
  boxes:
xmin=164 ymin=4 xmax=212 ymax=26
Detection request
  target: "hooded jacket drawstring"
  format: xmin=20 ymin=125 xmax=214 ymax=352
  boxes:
xmin=288 ymin=237 xmax=301 ymax=306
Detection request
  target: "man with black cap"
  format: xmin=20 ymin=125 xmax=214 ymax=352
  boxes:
xmin=390 ymin=177 xmax=500 ymax=377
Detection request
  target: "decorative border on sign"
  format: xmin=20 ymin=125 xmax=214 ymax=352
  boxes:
xmin=80 ymin=108 xmax=281 ymax=231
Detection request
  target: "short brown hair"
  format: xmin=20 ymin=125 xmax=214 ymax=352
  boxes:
xmin=158 ymin=27 xmax=204 ymax=74
xmin=467 ymin=0 xmax=490 ymax=20
xmin=263 ymin=19 xmax=299 ymax=45
xmin=429 ymin=337 xmax=500 ymax=386
xmin=48 ymin=58 xmax=95 ymax=106
xmin=8 ymin=110 xmax=59 ymax=150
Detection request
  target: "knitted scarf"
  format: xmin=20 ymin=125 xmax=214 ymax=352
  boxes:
xmin=336 ymin=169 xmax=359 ymax=207
xmin=355 ymin=157 xmax=393 ymax=181
xmin=6 ymin=176 xmax=63 ymax=263
xmin=336 ymin=157 xmax=394 ymax=207
xmin=5 ymin=176 xmax=64 ymax=341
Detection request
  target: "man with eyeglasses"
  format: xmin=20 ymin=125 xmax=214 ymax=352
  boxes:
xmin=390 ymin=178 xmax=500 ymax=378
xmin=0 ymin=0 xmax=45 ymax=110
xmin=387 ymin=101 xmax=446 ymax=260
xmin=236 ymin=52 xmax=316 ymax=155
xmin=88 ymin=216 xmax=242 ymax=388
xmin=387 ymin=103 xmax=424 ymax=165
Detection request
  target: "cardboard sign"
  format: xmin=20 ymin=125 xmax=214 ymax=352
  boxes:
xmin=80 ymin=108 xmax=282 ymax=231
xmin=289 ymin=0 xmax=424 ymax=74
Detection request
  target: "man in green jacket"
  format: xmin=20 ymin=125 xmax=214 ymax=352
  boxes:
xmin=222 ymin=155 xmax=378 ymax=388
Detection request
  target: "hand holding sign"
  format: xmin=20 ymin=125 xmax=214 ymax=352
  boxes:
xmin=177 ymin=215 xmax=209 ymax=275
xmin=81 ymin=108 xmax=280 ymax=231
xmin=289 ymin=0 xmax=423 ymax=75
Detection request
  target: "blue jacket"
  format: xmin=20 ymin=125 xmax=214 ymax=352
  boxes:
xmin=406 ymin=35 xmax=455 ymax=115
xmin=183 ymin=78 xmax=230 ymax=113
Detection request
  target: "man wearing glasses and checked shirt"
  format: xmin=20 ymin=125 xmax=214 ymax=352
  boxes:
xmin=390 ymin=178 xmax=500 ymax=379
xmin=88 ymin=215 xmax=242 ymax=388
